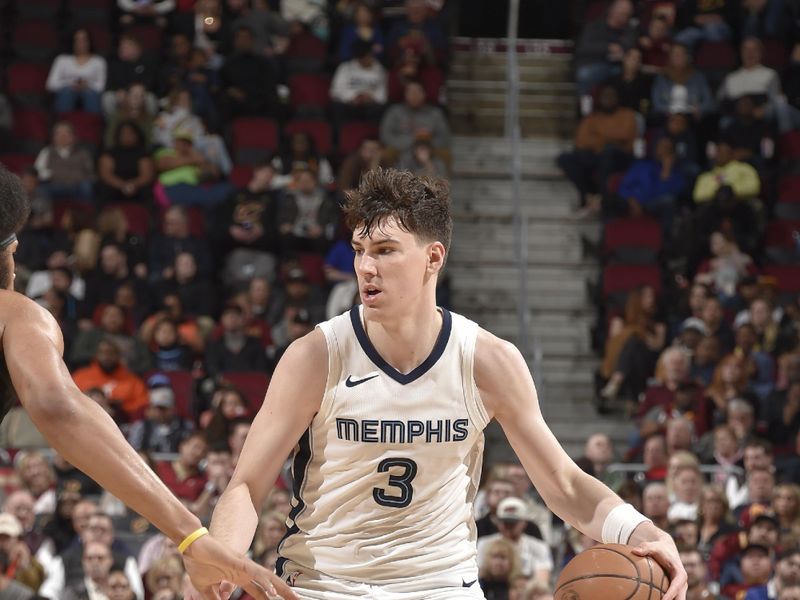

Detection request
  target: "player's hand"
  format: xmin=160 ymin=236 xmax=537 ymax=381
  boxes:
xmin=631 ymin=531 xmax=688 ymax=600
xmin=181 ymin=534 xmax=297 ymax=600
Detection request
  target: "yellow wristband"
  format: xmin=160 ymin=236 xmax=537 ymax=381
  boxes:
xmin=178 ymin=527 xmax=209 ymax=554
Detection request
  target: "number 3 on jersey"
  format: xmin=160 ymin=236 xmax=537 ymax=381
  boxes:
xmin=373 ymin=458 xmax=417 ymax=508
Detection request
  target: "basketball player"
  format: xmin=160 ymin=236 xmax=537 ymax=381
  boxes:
xmin=0 ymin=167 xmax=295 ymax=600
xmin=201 ymin=169 xmax=688 ymax=600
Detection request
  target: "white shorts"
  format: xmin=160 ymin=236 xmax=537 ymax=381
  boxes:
xmin=276 ymin=559 xmax=486 ymax=600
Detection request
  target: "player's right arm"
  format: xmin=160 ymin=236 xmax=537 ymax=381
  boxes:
xmin=208 ymin=329 xmax=326 ymax=554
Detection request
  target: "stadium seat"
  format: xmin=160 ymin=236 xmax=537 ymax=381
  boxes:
xmin=107 ymin=202 xmax=152 ymax=238
xmin=11 ymin=20 xmax=59 ymax=63
xmin=284 ymin=119 xmax=333 ymax=155
xmin=694 ymin=41 xmax=737 ymax=70
xmin=229 ymin=165 xmax=254 ymax=188
xmin=338 ymin=121 xmax=379 ymax=155
xmin=289 ymin=74 xmax=330 ymax=116
xmin=6 ymin=63 xmax=49 ymax=107
xmin=779 ymin=130 xmax=800 ymax=159
xmin=230 ymin=117 xmax=279 ymax=165
xmin=765 ymin=220 xmax=800 ymax=264
xmin=585 ymin=0 xmax=611 ymax=21
xmin=602 ymin=264 xmax=662 ymax=309
xmin=0 ymin=153 xmax=35 ymax=174
xmin=284 ymin=30 xmax=327 ymax=73
xmin=144 ymin=370 xmax=195 ymax=420
xmin=68 ymin=0 xmax=110 ymax=22
xmin=11 ymin=108 xmax=50 ymax=153
xmin=762 ymin=265 xmax=800 ymax=294
xmin=125 ymin=23 xmax=164 ymax=55
xmin=602 ymin=217 xmax=662 ymax=264
xmin=762 ymin=39 xmax=788 ymax=70
xmin=219 ymin=372 xmax=270 ymax=412
xmin=53 ymin=199 xmax=96 ymax=227
xmin=58 ymin=111 xmax=104 ymax=151
xmin=776 ymin=175 xmax=800 ymax=219
xmin=297 ymin=253 xmax=326 ymax=286
xmin=81 ymin=22 xmax=113 ymax=55
xmin=15 ymin=0 xmax=61 ymax=20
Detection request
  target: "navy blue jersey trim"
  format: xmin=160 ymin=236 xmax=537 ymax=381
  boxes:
xmin=276 ymin=426 xmax=313 ymax=563
xmin=349 ymin=306 xmax=452 ymax=385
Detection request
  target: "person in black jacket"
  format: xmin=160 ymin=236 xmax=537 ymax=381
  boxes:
xmin=205 ymin=304 xmax=267 ymax=377
xmin=219 ymin=26 xmax=279 ymax=120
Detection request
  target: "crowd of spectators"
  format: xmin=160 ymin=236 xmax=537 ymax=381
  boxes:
xmin=0 ymin=0 xmax=453 ymax=598
xmin=555 ymin=1 xmax=800 ymax=599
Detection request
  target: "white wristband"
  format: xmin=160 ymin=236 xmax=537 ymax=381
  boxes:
xmin=601 ymin=503 xmax=651 ymax=545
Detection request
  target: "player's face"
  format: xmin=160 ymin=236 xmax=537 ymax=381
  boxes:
xmin=352 ymin=217 xmax=443 ymax=320
xmin=0 ymin=240 xmax=19 ymax=291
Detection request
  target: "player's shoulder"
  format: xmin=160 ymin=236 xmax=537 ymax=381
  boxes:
xmin=474 ymin=327 xmax=523 ymax=369
xmin=0 ymin=290 xmax=60 ymax=336
xmin=278 ymin=327 xmax=329 ymax=372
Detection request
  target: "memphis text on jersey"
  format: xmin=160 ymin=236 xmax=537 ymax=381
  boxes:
xmin=335 ymin=417 xmax=470 ymax=444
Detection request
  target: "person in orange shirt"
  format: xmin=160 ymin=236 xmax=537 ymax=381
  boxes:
xmin=72 ymin=338 xmax=148 ymax=421
xmin=557 ymin=83 xmax=639 ymax=215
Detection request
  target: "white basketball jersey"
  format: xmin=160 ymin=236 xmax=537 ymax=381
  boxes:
xmin=276 ymin=306 xmax=490 ymax=584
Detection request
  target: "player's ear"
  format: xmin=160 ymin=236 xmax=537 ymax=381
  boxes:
xmin=427 ymin=241 xmax=446 ymax=275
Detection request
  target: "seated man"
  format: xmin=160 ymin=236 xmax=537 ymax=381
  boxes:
xmin=33 ymin=122 xmax=94 ymax=202
xmin=331 ymin=40 xmax=388 ymax=124
xmin=557 ymin=84 xmax=638 ymax=214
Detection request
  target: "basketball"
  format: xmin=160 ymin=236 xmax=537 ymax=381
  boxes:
xmin=554 ymin=544 xmax=670 ymax=600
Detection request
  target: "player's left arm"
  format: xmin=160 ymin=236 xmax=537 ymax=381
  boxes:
xmin=475 ymin=329 xmax=687 ymax=600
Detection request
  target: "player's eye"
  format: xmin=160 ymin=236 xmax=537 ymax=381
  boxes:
xmin=352 ymin=247 xmax=364 ymax=255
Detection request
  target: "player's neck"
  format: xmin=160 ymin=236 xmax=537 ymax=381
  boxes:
xmin=364 ymin=302 xmax=442 ymax=375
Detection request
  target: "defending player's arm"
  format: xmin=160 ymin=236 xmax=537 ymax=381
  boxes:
xmin=2 ymin=294 xmax=296 ymax=600
xmin=208 ymin=329 xmax=325 ymax=554
xmin=475 ymin=330 xmax=688 ymax=600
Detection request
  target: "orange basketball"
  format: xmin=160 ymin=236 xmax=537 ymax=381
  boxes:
xmin=554 ymin=543 xmax=670 ymax=600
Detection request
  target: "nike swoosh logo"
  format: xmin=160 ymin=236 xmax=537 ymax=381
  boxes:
xmin=462 ymin=579 xmax=477 ymax=588
xmin=345 ymin=374 xmax=379 ymax=387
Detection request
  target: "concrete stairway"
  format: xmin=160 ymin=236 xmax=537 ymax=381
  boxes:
xmin=445 ymin=41 xmax=631 ymax=458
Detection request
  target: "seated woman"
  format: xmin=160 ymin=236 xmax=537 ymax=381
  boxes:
xmin=97 ymin=121 xmax=155 ymax=204
xmin=46 ymin=28 xmax=107 ymax=114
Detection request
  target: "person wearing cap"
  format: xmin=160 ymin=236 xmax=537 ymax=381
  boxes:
xmin=127 ymin=384 xmax=193 ymax=454
xmin=204 ymin=304 xmax=268 ymax=378
xmin=722 ymin=544 xmax=774 ymax=600
xmin=476 ymin=497 xmax=553 ymax=583
xmin=710 ymin=507 xmax=781 ymax=582
xmin=0 ymin=513 xmax=44 ymax=594
xmin=745 ymin=548 xmax=800 ymax=600
xmin=677 ymin=317 xmax=709 ymax=354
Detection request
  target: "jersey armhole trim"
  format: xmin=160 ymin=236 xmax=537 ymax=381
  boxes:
xmin=316 ymin=321 xmax=341 ymax=421
xmin=462 ymin=319 xmax=490 ymax=430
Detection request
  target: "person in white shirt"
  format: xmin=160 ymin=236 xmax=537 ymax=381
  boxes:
xmin=476 ymin=497 xmax=553 ymax=584
xmin=46 ymin=28 xmax=107 ymax=114
xmin=331 ymin=39 xmax=387 ymax=124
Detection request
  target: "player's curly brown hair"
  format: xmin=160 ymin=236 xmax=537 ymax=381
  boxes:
xmin=344 ymin=168 xmax=452 ymax=254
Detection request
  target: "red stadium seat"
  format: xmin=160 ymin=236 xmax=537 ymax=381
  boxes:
xmin=778 ymin=175 xmax=800 ymax=203
xmin=0 ymin=154 xmax=35 ymax=174
xmin=229 ymin=165 xmax=254 ymax=188
xmin=107 ymin=202 xmax=152 ymax=237
xmin=230 ymin=117 xmax=279 ymax=165
xmin=284 ymin=30 xmax=327 ymax=73
xmin=762 ymin=39 xmax=788 ymax=70
xmin=125 ymin=24 xmax=164 ymax=54
xmin=763 ymin=265 xmax=800 ymax=293
xmin=779 ymin=131 xmax=800 ymax=159
xmin=6 ymin=63 xmax=49 ymax=106
xmin=69 ymin=0 xmax=111 ymax=22
xmin=82 ymin=22 xmax=113 ymax=55
xmin=220 ymin=372 xmax=270 ymax=413
xmin=338 ymin=121 xmax=379 ymax=155
xmin=694 ymin=41 xmax=737 ymax=70
xmin=53 ymin=199 xmax=96 ymax=227
xmin=16 ymin=0 xmax=61 ymax=20
xmin=765 ymin=220 xmax=800 ymax=264
xmin=603 ymin=217 xmax=662 ymax=264
xmin=12 ymin=108 xmax=50 ymax=152
xmin=145 ymin=370 xmax=195 ymax=419
xmin=284 ymin=120 xmax=333 ymax=155
xmin=12 ymin=20 xmax=59 ymax=63
xmin=602 ymin=264 xmax=662 ymax=308
xmin=297 ymin=253 xmax=326 ymax=286
xmin=585 ymin=0 xmax=611 ymax=21
xmin=289 ymin=74 xmax=330 ymax=114
xmin=58 ymin=112 xmax=104 ymax=150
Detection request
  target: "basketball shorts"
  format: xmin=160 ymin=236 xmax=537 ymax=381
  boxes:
xmin=276 ymin=559 xmax=486 ymax=599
